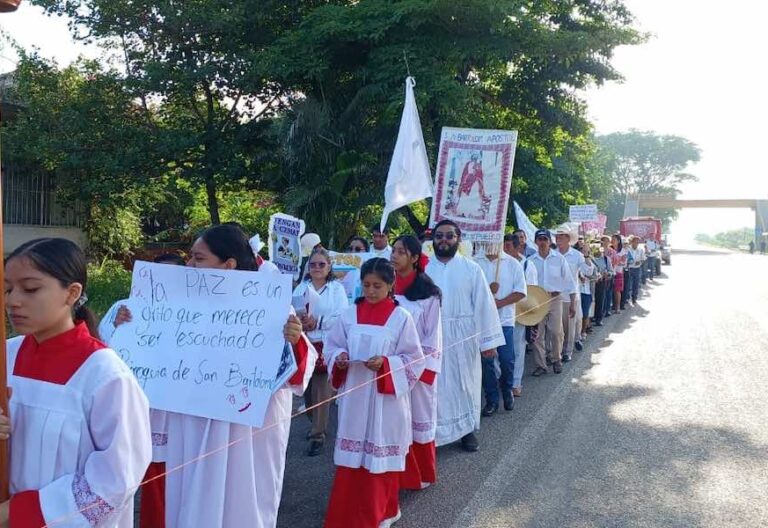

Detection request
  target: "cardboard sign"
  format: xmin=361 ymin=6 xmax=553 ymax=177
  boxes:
xmin=569 ymin=204 xmax=598 ymax=222
xmin=329 ymin=252 xmax=374 ymax=303
xmin=110 ymin=262 xmax=295 ymax=428
xmin=268 ymin=213 xmax=305 ymax=279
xmin=430 ymin=127 xmax=518 ymax=244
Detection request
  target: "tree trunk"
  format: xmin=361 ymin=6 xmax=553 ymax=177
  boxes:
xmin=205 ymin=175 xmax=221 ymax=225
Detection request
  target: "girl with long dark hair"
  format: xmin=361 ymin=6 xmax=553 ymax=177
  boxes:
xmin=390 ymin=235 xmax=443 ymax=490
xmin=2 ymin=238 xmax=151 ymax=527
xmin=323 ymin=258 xmax=424 ymax=528
xmin=151 ymin=223 xmax=316 ymax=528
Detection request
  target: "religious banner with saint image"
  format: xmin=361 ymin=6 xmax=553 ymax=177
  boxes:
xmin=430 ymin=127 xmax=518 ymax=249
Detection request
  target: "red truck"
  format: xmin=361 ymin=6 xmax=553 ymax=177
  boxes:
xmin=619 ymin=217 xmax=662 ymax=242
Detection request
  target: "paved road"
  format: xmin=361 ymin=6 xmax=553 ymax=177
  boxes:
xmin=278 ymin=248 xmax=768 ymax=528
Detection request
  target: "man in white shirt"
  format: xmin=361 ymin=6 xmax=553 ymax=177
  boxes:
xmin=555 ymin=226 xmax=594 ymax=361
xmin=504 ymin=233 xmax=537 ymax=396
xmin=370 ymin=225 xmax=392 ymax=259
xmin=526 ymin=229 xmax=572 ymax=375
xmin=627 ymin=236 xmax=646 ymax=304
xmin=476 ymin=246 xmax=527 ymax=415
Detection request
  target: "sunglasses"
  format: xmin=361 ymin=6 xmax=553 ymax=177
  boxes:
xmin=535 ymin=236 xmax=550 ymax=242
xmin=347 ymin=246 xmax=366 ymax=253
xmin=433 ymin=232 xmax=457 ymax=241
xmin=308 ymin=262 xmax=327 ymax=269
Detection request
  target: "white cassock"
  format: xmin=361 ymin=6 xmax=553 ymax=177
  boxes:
xmin=395 ymin=295 xmax=443 ymax=443
xmin=323 ymin=302 xmax=424 ymax=528
xmin=425 ymin=254 xmax=505 ymax=446
xmin=325 ymin=304 xmax=425 ymax=473
xmin=100 ymin=301 xmax=168 ymax=464
xmin=162 ymin=261 xmax=317 ymax=528
xmin=371 ymin=246 xmax=393 ymax=260
xmin=7 ymin=325 xmax=151 ymax=528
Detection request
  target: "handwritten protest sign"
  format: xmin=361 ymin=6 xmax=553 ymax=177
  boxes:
xmin=110 ymin=262 xmax=295 ymax=428
xmin=569 ymin=204 xmax=598 ymax=222
xmin=269 ymin=213 xmax=305 ymax=279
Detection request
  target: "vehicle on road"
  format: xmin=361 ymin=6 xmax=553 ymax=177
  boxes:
xmin=661 ymin=234 xmax=671 ymax=265
xmin=661 ymin=244 xmax=671 ymax=265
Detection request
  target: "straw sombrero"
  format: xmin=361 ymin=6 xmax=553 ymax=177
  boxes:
xmin=515 ymin=285 xmax=551 ymax=326
xmin=554 ymin=223 xmax=579 ymax=245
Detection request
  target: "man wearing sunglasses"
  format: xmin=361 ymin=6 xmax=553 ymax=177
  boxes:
xmin=426 ymin=220 xmax=505 ymax=453
xmin=527 ymin=229 xmax=573 ymax=375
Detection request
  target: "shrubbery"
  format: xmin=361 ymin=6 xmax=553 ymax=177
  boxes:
xmin=87 ymin=259 xmax=132 ymax=320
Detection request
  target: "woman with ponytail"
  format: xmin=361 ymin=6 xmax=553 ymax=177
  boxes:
xmin=154 ymin=223 xmax=316 ymax=528
xmin=323 ymin=258 xmax=424 ymax=528
xmin=390 ymin=235 xmax=443 ymax=491
xmin=1 ymin=238 xmax=151 ymax=527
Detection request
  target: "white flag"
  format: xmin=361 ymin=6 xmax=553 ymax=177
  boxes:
xmin=380 ymin=77 xmax=433 ymax=232
xmin=513 ymin=201 xmax=539 ymax=253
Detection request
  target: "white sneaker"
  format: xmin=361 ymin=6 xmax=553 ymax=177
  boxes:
xmin=420 ymin=482 xmax=431 ymax=490
xmin=379 ymin=509 xmax=402 ymax=528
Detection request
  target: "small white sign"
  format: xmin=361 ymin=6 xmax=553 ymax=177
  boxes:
xmin=110 ymin=262 xmax=295 ymax=427
xmin=569 ymin=204 xmax=598 ymax=222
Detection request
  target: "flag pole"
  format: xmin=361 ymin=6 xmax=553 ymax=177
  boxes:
xmin=0 ymin=0 xmax=21 ymax=503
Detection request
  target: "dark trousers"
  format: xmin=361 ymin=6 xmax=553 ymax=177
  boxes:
xmin=621 ymin=271 xmax=630 ymax=308
xmin=593 ymin=279 xmax=607 ymax=323
xmin=604 ymin=277 xmax=614 ymax=314
xmin=629 ymin=267 xmax=641 ymax=302
xmin=481 ymin=326 xmax=515 ymax=406
xmin=646 ymin=257 xmax=657 ymax=280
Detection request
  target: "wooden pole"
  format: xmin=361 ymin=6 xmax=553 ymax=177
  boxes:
xmin=0 ymin=0 xmax=19 ymax=502
xmin=0 ymin=135 xmax=8 ymax=501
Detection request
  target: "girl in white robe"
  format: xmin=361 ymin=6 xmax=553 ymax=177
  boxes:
xmin=1 ymin=237 xmax=151 ymax=527
xmin=324 ymin=258 xmax=424 ymax=528
xmin=156 ymin=224 xmax=316 ymax=528
xmin=390 ymin=236 xmax=443 ymax=490
xmin=97 ymin=252 xmax=186 ymax=528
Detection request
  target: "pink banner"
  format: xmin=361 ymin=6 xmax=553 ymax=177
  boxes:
xmin=619 ymin=218 xmax=661 ymax=241
xmin=581 ymin=214 xmax=607 ymax=235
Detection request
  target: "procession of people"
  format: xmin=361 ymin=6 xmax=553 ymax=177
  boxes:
xmin=0 ymin=218 xmax=665 ymax=528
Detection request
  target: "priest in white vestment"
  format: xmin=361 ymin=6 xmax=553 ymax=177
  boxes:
xmin=425 ymin=220 xmax=504 ymax=452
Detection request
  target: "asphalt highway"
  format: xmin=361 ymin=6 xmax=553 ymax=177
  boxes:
xmin=278 ymin=248 xmax=768 ymax=528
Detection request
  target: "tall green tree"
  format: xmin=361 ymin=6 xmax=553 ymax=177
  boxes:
xmin=31 ymin=0 xmax=328 ymax=223
xmin=598 ymin=129 xmax=701 ymax=228
xmin=18 ymin=0 xmax=643 ymax=242
xmin=3 ymin=53 xmax=158 ymax=206
xmin=268 ymin=0 xmax=643 ymax=234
